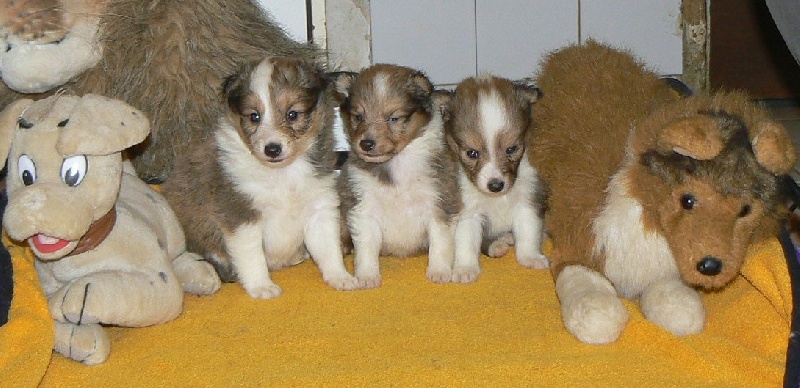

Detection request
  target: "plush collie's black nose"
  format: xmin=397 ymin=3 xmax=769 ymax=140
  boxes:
xmin=487 ymin=179 xmax=505 ymax=193
xmin=696 ymin=256 xmax=722 ymax=276
xmin=359 ymin=139 xmax=376 ymax=152
xmin=264 ymin=143 xmax=282 ymax=158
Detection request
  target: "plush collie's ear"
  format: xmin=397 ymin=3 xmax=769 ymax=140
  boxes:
xmin=327 ymin=71 xmax=358 ymax=104
xmin=751 ymin=120 xmax=797 ymax=175
xmin=657 ymin=115 xmax=724 ymax=160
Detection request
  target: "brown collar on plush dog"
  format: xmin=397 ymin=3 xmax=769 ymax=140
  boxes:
xmin=67 ymin=207 xmax=117 ymax=257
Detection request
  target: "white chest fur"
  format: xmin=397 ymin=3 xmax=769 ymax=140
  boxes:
xmin=594 ymin=169 xmax=679 ymax=299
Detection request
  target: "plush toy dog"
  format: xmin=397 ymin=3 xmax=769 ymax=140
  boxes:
xmin=529 ymin=41 xmax=797 ymax=345
xmin=0 ymin=0 xmax=320 ymax=182
xmin=0 ymin=94 xmax=220 ymax=365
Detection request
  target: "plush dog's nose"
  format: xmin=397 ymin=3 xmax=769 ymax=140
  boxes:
xmin=487 ymin=179 xmax=505 ymax=193
xmin=264 ymin=143 xmax=282 ymax=158
xmin=696 ymin=256 xmax=722 ymax=276
xmin=359 ymin=139 xmax=376 ymax=152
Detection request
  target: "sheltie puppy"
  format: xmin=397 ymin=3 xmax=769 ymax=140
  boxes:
xmin=334 ymin=64 xmax=462 ymax=288
xmin=163 ymin=56 xmax=359 ymax=299
xmin=442 ymin=75 xmax=549 ymax=283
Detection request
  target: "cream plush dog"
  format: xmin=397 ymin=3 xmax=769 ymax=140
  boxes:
xmin=0 ymin=94 xmax=220 ymax=365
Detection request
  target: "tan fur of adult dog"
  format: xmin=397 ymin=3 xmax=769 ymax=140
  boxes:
xmin=529 ymin=41 xmax=796 ymax=344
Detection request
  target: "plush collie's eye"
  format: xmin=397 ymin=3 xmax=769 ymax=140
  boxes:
xmin=286 ymin=110 xmax=299 ymax=121
xmin=738 ymin=204 xmax=752 ymax=218
xmin=680 ymin=193 xmax=696 ymax=210
xmin=61 ymin=155 xmax=87 ymax=187
xmin=506 ymin=145 xmax=519 ymax=156
xmin=17 ymin=155 xmax=36 ymax=186
xmin=466 ymin=149 xmax=480 ymax=159
xmin=249 ymin=112 xmax=261 ymax=123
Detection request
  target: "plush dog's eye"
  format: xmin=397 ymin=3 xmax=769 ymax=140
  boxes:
xmin=738 ymin=204 xmax=752 ymax=218
xmin=249 ymin=112 xmax=261 ymax=123
xmin=61 ymin=155 xmax=87 ymax=187
xmin=286 ymin=110 xmax=299 ymax=122
xmin=680 ymin=193 xmax=696 ymax=210
xmin=506 ymin=145 xmax=519 ymax=155
xmin=466 ymin=149 xmax=480 ymax=159
xmin=17 ymin=155 xmax=36 ymax=186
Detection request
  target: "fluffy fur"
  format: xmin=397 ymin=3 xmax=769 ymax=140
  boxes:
xmin=442 ymin=75 xmax=548 ymax=283
xmin=0 ymin=0 xmax=320 ymax=182
xmin=335 ymin=64 xmax=462 ymax=288
xmin=0 ymin=94 xmax=219 ymax=365
xmin=163 ymin=57 xmax=358 ymax=299
xmin=529 ymin=41 xmax=797 ymax=344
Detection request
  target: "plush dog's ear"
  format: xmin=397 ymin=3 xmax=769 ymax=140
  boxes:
xmin=328 ymin=71 xmax=357 ymax=104
xmin=0 ymin=99 xmax=34 ymax=165
xmin=57 ymin=94 xmax=150 ymax=156
xmin=657 ymin=115 xmax=724 ymax=160
xmin=751 ymin=120 xmax=797 ymax=175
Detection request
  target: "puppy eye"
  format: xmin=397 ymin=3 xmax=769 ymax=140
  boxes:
xmin=61 ymin=155 xmax=87 ymax=187
xmin=738 ymin=204 xmax=751 ymax=218
xmin=17 ymin=155 xmax=36 ymax=186
xmin=286 ymin=110 xmax=299 ymax=122
xmin=354 ymin=114 xmax=364 ymax=122
xmin=680 ymin=193 xmax=696 ymax=210
xmin=466 ymin=149 xmax=480 ymax=159
xmin=249 ymin=112 xmax=261 ymax=123
xmin=506 ymin=145 xmax=519 ymax=155
xmin=388 ymin=115 xmax=403 ymax=124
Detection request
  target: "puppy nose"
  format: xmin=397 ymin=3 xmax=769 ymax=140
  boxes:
xmin=696 ymin=256 xmax=722 ymax=276
xmin=264 ymin=143 xmax=282 ymax=158
xmin=487 ymin=179 xmax=505 ymax=193
xmin=359 ymin=139 xmax=376 ymax=152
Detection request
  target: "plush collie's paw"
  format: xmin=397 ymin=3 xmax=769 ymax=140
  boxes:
xmin=54 ymin=322 xmax=110 ymax=365
xmin=517 ymin=253 xmax=550 ymax=269
xmin=451 ymin=265 xmax=480 ymax=283
xmin=173 ymin=252 xmax=221 ymax=295
xmin=325 ymin=273 xmax=361 ymax=291
xmin=561 ymin=291 xmax=629 ymax=345
xmin=640 ymin=279 xmax=705 ymax=336
xmin=244 ymin=282 xmax=283 ymax=299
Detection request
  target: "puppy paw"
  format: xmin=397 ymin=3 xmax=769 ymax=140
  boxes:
xmin=486 ymin=233 xmax=515 ymax=257
xmin=173 ymin=253 xmax=221 ymax=295
xmin=325 ymin=273 xmax=361 ymax=291
xmin=517 ymin=253 xmax=550 ymax=269
xmin=357 ymin=273 xmax=382 ymax=289
xmin=451 ymin=265 xmax=480 ymax=283
xmin=244 ymin=282 xmax=283 ymax=299
xmin=54 ymin=322 xmax=110 ymax=365
xmin=426 ymin=266 xmax=452 ymax=284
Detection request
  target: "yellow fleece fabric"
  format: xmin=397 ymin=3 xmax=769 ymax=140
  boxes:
xmin=0 ymin=237 xmax=788 ymax=387
xmin=0 ymin=237 xmax=54 ymax=388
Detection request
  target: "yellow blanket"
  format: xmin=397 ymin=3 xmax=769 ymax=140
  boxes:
xmin=4 ymin=237 xmax=791 ymax=387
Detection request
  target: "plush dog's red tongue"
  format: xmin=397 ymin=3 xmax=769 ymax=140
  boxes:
xmin=29 ymin=234 xmax=71 ymax=254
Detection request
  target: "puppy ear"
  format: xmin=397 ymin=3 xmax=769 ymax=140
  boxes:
xmin=513 ymin=77 xmax=542 ymax=104
xmin=57 ymin=94 xmax=151 ymax=156
xmin=222 ymin=62 xmax=252 ymax=114
xmin=0 ymin=99 xmax=34 ymax=166
xmin=431 ymin=89 xmax=453 ymax=121
xmin=328 ymin=71 xmax=357 ymax=103
xmin=657 ymin=115 xmax=724 ymax=160
xmin=751 ymin=120 xmax=798 ymax=175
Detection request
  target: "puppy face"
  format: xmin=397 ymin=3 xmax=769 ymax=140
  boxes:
xmin=444 ymin=75 xmax=539 ymax=195
xmin=335 ymin=64 xmax=434 ymax=163
xmin=223 ymin=56 xmax=328 ymax=167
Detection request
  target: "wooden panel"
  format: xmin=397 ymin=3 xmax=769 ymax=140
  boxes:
xmin=709 ymin=0 xmax=800 ymax=99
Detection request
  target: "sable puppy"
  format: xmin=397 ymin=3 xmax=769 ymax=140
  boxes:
xmin=164 ymin=56 xmax=359 ymax=299
xmin=443 ymin=75 xmax=548 ymax=283
xmin=335 ymin=64 xmax=461 ymax=288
